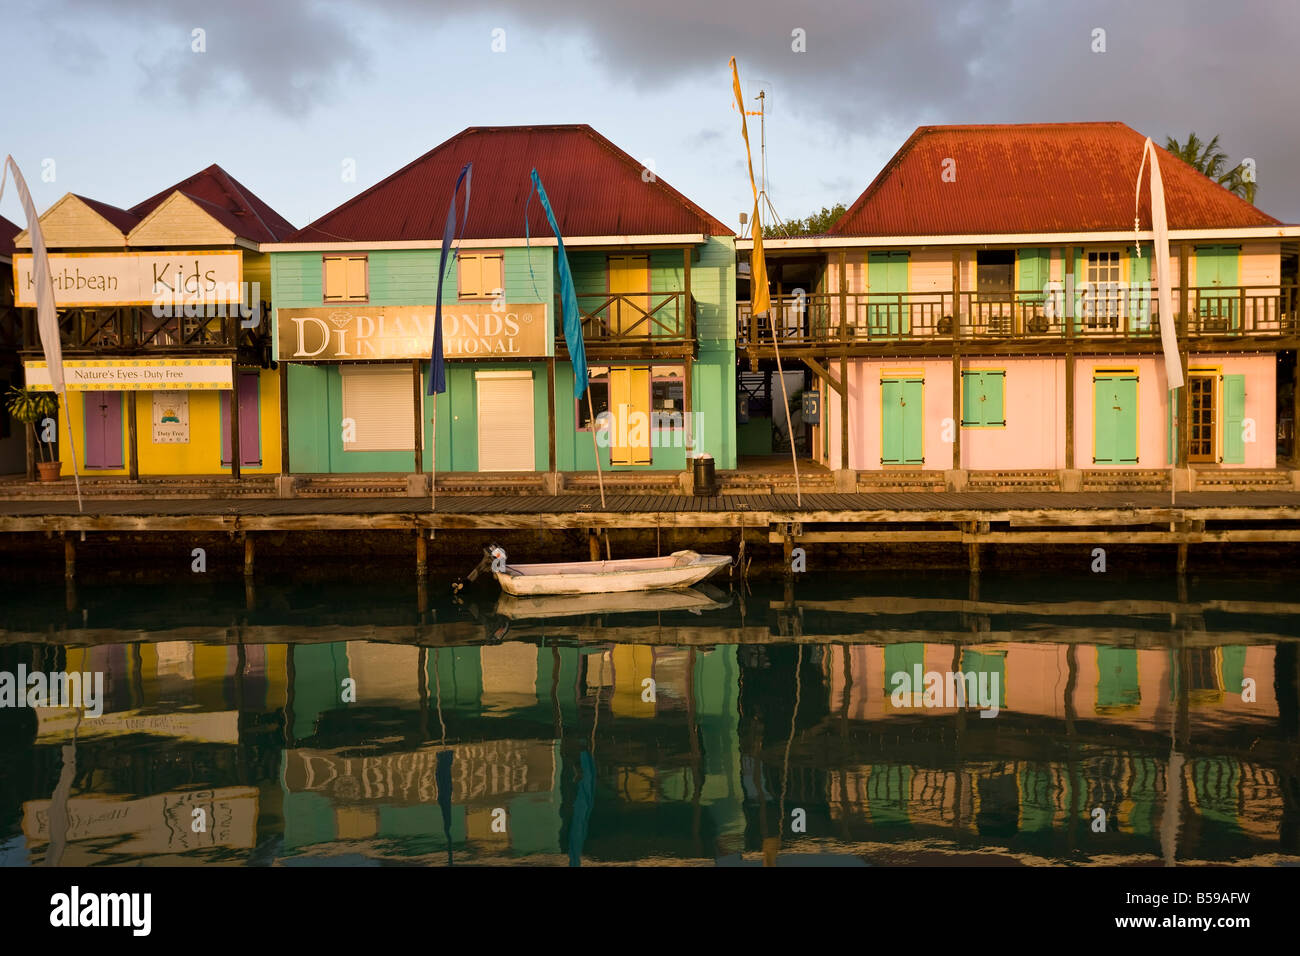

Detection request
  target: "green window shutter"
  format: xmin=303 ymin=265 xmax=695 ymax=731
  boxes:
xmin=961 ymin=371 xmax=979 ymax=426
xmin=1223 ymin=374 xmax=1246 ymax=463
xmin=985 ymin=371 xmax=1005 ymax=425
xmin=1129 ymin=244 xmax=1152 ymax=330
xmin=1018 ymin=248 xmax=1048 ymax=301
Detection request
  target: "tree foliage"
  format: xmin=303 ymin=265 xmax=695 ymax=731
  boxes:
xmin=763 ymin=202 xmax=848 ymax=238
xmin=1164 ymin=133 xmax=1256 ymax=204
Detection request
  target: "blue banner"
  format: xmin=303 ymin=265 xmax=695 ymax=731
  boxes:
xmin=429 ymin=162 xmax=472 ymax=395
xmin=527 ymin=169 xmax=587 ymax=398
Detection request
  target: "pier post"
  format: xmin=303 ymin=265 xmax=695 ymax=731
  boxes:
xmin=243 ymin=533 xmax=255 ymax=578
xmin=63 ymin=536 xmax=74 ymax=581
xmin=416 ymin=531 xmax=428 ymax=578
xmin=589 ymin=529 xmax=601 ymax=562
xmin=1176 ymin=542 xmax=1188 ymax=576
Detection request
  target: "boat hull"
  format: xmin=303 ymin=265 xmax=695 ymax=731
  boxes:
xmin=493 ymin=551 xmax=731 ymax=596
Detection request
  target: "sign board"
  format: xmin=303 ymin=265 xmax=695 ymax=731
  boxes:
xmin=802 ymin=390 xmax=821 ymax=425
xmin=14 ymin=250 xmax=242 ymax=307
xmin=24 ymin=359 xmax=233 ymax=391
xmin=277 ymin=304 xmax=548 ymax=361
xmin=152 ymin=392 xmax=190 ymax=443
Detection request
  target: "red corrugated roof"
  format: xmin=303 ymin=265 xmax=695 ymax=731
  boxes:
xmin=71 ymin=195 xmax=141 ymax=234
xmin=130 ymin=164 xmax=295 ymax=242
xmin=0 ymin=214 xmax=19 ymax=260
xmin=829 ymin=122 xmax=1281 ymax=237
xmin=291 ymin=124 xmax=732 ymax=243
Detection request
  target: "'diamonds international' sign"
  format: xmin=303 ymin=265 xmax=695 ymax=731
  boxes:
xmin=276 ymin=304 xmax=548 ymax=361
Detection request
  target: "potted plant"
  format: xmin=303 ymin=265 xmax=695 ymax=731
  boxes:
xmin=5 ymin=387 xmax=61 ymax=481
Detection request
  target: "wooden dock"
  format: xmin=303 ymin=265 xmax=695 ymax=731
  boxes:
xmin=2 ymin=490 xmax=1299 ymax=576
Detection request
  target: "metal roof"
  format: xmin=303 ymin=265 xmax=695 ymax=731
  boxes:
xmin=130 ymin=164 xmax=296 ymax=242
xmin=290 ymin=124 xmax=732 ymax=243
xmin=829 ymin=122 xmax=1282 ymax=237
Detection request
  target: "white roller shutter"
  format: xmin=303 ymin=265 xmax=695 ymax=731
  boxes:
xmin=341 ymin=365 xmax=421 ymax=452
xmin=477 ymin=371 xmax=534 ymax=471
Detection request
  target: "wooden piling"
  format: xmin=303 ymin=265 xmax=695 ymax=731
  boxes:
xmin=243 ymin=534 xmax=255 ymax=578
xmin=63 ymin=536 xmax=74 ymax=581
xmin=416 ymin=532 xmax=428 ymax=577
xmin=589 ymin=529 xmax=601 ymax=562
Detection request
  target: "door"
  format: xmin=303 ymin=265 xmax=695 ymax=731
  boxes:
xmin=1195 ymin=245 xmax=1240 ymax=330
xmin=1222 ymin=374 xmax=1246 ymax=463
xmin=1188 ymin=374 xmax=1217 ymax=463
xmin=867 ymin=252 xmax=909 ymax=336
xmin=84 ymin=392 xmax=124 ymax=469
xmin=476 ymin=371 xmax=534 ymax=471
xmin=608 ymin=366 xmax=652 ymax=466
xmin=881 ymin=376 xmax=923 ymax=465
xmin=221 ymin=372 xmax=262 ymax=467
xmin=1093 ymin=372 xmax=1139 ymax=464
xmin=608 ymin=255 xmax=650 ymax=336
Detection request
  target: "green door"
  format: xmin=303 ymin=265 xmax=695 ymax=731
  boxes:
xmin=1093 ymin=372 xmax=1139 ymax=464
xmin=1195 ymin=245 xmax=1240 ymax=330
xmin=1222 ymin=373 xmax=1246 ymax=463
xmin=882 ymin=377 xmax=923 ymax=464
xmin=867 ymin=252 xmax=909 ymax=336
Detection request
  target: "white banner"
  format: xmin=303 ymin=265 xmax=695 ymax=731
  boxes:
xmin=13 ymin=251 xmax=243 ymax=307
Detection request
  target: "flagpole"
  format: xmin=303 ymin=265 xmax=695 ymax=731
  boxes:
xmin=431 ymin=394 xmax=437 ymax=512
xmin=769 ymin=304 xmax=801 ymax=507
xmin=586 ymin=384 xmax=605 ymax=509
xmin=61 ymin=396 xmax=82 ymax=512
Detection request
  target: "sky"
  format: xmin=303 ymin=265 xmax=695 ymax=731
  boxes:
xmin=3 ymin=0 xmax=1299 ymax=235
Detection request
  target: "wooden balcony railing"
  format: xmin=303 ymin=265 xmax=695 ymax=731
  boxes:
xmin=14 ymin=302 xmax=270 ymax=354
xmin=738 ymin=284 xmax=1300 ymax=349
xmin=556 ymin=291 xmax=695 ymax=351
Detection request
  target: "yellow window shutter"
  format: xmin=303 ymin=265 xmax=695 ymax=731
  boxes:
xmin=323 ymin=257 xmax=346 ymax=301
xmin=458 ymin=254 xmax=481 ymax=297
xmin=482 ymin=253 xmax=503 ymax=296
xmin=345 ymin=257 xmax=367 ymax=300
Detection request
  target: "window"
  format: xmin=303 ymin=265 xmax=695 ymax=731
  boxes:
xmin=961 ymin=370 xmax=1006 ymax=427
xmin=458 ymin=252 xmax=504 ymax=299
xmin=323 ymin=256 xmax=368 ymax=303
xmin=651 ymin=366 xmax=686 ymax=430
xmin=340 ymin=365 xmax=420 ymax=451
xmin=1083 ymin=250 xmax=1121 ymax=327
xmin=577 ymin=366 xmax=610 ymax=429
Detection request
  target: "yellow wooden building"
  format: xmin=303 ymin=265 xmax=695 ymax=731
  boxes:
xmin=14 ymin=165 xmax=293 ymax=477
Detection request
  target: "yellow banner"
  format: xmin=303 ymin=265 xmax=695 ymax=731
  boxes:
xmin=23 ymin=358 xmax=234 ymax=391
xmin=730 ymin=57 xmax=770 ymax=316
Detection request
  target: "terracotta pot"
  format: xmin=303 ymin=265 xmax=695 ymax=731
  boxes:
xmin=36 ymin=460 xmax=61 ymax=482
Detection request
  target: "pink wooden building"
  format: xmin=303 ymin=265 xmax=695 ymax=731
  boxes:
xmin=738 ymin=123 xmax=1300 ymax=490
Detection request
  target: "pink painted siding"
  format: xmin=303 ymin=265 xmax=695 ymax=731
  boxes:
xmin=962 ymin=358 xmax=1066 ymax=470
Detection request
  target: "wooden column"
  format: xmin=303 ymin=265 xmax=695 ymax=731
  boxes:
xmin=229 ymin=370 xmax=242 ymax=480
xmin=547 ymin=356 xmax=557 ymax=472
xmin=126 ymin=392 xmax=139 ymax=480
xmin=416 ymin=532 xmax=428 ymax=577
xmin=64 ymin=536 xmax=75 ymax=581
xmin=839 ymin=250 xmax=849 ymax=470
xmin=279 ymin=363 xmax=290 ymax=474
xmin=412 ymin=359 xmax=423 ymax=475
xmin=951 ymin=250 xmax=962 ymax=471
xmin=1177 ymin=244 xmax=1192 ymax=469
xmin=243 ymin=533 xmax=255 ymax=578
xmin=1064 ymin=247 xmax=1075 ymax=470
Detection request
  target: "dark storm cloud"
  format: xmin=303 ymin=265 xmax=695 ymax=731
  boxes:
xmin=40 ymin=0 xmax=1300 ymax=216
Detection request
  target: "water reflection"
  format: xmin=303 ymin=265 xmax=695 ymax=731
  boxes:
xmin=1 ymin=571 xmax=1296 ymax=866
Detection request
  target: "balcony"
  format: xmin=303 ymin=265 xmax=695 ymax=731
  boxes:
xmin=555 ymin=291 xmax=695 ymax=357
xmin=13 ymin=303 xmax=272 ymax=356
xmin=738 ymin=284 xmax=1300 ymax=355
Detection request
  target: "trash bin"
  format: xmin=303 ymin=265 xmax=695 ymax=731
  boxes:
xmin=692 ymin=453 xmax=717 ymax=496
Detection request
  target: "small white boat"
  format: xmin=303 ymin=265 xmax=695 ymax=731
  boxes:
xmin=491 ymin=549 xmax=732 ymax=596
xmin=495 ymin=584 xmax=731 ymax=619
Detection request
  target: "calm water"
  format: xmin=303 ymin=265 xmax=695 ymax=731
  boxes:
xmin=0 ymin=569 xmax=1296 ymax=867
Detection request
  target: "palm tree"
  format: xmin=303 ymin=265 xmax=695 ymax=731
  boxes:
xmin=1164 ymin=133 xmax=1256 ymax=204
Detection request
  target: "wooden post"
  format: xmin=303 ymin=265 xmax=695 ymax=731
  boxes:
xmin=416 ymin=532 xmax=428 ymax=577
xmin=412 ymin=359 xmax=423 ymax=476
xmin=839 ymin=250 xmax=849 ymax=470
xmin=1177 ymin=245 xmax=1192 ymax=470
xmin=243 ymin=534 xmax=254 ymax=578
xmin=25 ymin=423 xmax=36 ymax=482
xmin=63 ymin=536 xmax=75 ymax=581
xmin=683 ymin=246 xmax=693 ymax=342
xmin=279 ymin=363 xmax=290 ymax=475
xmin=229 ymin=371 xmax=242 ymax=480
xmin=1064 ymin=247 xmax=1075 ymax=471
xmin=547 ymin=356 xmax=557 ymax=473
xmin=126 ymin=392 xmax=139 ymax=480
xmin=952 ymin=251 xmax=962 ymax=471
xmin=588 ymin=529 xmax=601 ymax=562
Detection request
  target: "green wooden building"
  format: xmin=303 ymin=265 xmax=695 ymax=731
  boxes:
xmin=267 ymin=125 xmax=736 ymax=479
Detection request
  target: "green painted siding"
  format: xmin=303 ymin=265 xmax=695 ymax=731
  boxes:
xmin=694 ymin=237 xmax=737 ymax=344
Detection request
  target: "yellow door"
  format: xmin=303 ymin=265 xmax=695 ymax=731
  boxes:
xmin=608 ymin=366 xmax=652 ymax=465
xmin=609 ymin=255 xmax=650 ymax=335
